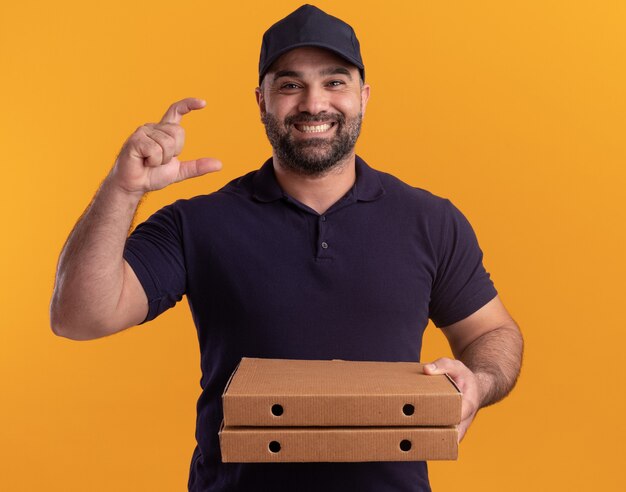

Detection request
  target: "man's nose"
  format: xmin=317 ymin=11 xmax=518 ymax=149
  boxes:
xmin=297 ymin=86 xmax=330 ymax=115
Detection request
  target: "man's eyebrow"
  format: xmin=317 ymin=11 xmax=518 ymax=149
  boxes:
xmin=273 ymin=70 xmax=302 ymax=81
xmin=319 ymin=66 xmax=353 ymax=79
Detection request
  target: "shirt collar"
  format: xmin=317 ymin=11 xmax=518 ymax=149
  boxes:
xmin=252 ymin=155 xmax=385 ymax=203
xmin=251 ymin=158 xmax=283 ymax=202
xmin=353 ymin=155 xmax=386 ymax=202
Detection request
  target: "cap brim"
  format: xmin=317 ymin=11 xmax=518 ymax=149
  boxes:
xmin=259 ymin=42 xmax=365 ymax=85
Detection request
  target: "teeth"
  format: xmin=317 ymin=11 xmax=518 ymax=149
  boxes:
xmin=298 ymin=123 xmax=332 ymax=133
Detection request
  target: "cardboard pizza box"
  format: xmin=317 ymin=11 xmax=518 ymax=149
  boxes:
xmin=222 ymin=358 xmax=462 ymax=427
xmin=219 ymin=424 xmax=458 ymax=462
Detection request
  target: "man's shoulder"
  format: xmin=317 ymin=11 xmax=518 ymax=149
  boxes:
xmin=168 ymin=168 xmax=261 ymax=212
xmin=365 ymin=162 xmax=452 ymax=214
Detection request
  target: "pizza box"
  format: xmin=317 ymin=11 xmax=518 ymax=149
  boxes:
xmin=219 ymin=424 xmax=458 ymax=462
xmin=222 ymin=358 xmax=462 ymax=427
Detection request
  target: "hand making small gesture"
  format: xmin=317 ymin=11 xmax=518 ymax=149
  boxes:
xmin=108 ymin=97 xmax=222 ymax=196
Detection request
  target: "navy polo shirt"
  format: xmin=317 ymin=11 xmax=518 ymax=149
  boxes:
xmin=123 ymin=155 xmax=497 ymax=492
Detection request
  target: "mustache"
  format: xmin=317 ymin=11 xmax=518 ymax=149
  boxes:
xmin=284 ymin=112 xmax=345 ymax=126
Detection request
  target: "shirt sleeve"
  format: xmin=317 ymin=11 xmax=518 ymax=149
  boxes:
xmin=122 ymin=203 xmax=187 ymax=324
xmin=429 ymin=199 xmax=498 ymax=327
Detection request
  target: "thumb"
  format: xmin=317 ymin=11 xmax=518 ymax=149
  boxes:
xmin=177 ymin=158 xmax=223 ymax=182
xmin=423 ymin=361 xmax=446 ymax=375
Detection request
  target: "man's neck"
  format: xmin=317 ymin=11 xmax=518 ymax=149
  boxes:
xmin=272 ymin=154 xmax=357 ymax=215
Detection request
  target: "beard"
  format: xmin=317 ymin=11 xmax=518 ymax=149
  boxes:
xmin=261 ymin=110 xmax=362 ymax=177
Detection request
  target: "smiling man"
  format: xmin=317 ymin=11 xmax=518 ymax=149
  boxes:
xmin=50 ymin=4 xmax=523 ymax=492
xmin=258 ymin=45 xmax=370 ymax=214
xmin=259 ymin=47 xmax=368 ymax=180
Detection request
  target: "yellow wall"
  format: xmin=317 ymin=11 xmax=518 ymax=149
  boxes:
xmin=1 ymin=0 xmax=624 ymax=490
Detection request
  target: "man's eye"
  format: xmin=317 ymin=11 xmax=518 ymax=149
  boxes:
xmin=280 ymin=83 xmax=300 ymax=90
xmin=328 ymin=80 xmax=345 ymax=87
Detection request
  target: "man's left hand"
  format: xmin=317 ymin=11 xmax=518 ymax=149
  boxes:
xmin=423 ymin=358 xmax=492 ymax=442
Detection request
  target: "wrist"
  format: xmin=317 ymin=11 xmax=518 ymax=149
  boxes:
xmin=474 ymin=371 xmax=497 ymax=409
xmin=101 ymin=175 xmax=146 ymax=205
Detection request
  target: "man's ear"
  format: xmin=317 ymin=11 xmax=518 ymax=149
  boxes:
xmin=360 ymin=83 xmax=371 ymax=117
xmin=255 ymin=87 xmax=266 ymax=117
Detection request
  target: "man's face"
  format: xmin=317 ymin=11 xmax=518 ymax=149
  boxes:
xmin=256 ymin=47 xmax=370 ymax=176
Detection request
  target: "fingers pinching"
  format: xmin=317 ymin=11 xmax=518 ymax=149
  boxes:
xmin=160 ymin=97 xmax=206 ymax=125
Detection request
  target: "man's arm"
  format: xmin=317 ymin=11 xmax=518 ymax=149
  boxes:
xmin=50 ymin=97 xmax=222 ymax=340
xmin=423 ymin=295 xmax=523 ymax=440
xmin=50 ymin=183 xmax=149 ymax=340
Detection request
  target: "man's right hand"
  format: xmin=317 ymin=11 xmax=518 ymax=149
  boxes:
xmin=108 ymin=97 xmax=222 ymax=196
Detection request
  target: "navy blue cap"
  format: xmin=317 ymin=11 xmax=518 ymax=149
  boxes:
xmin=259 ymin=4 xmax=365 ymax=85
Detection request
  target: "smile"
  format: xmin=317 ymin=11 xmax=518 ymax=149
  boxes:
xmin=294 ymin=122 xmax=336 ymax=133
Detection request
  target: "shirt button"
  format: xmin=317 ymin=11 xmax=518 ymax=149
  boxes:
xmin=320 ymin=215 xmax=326 ymax=222
xmin=321 ymin=241 xmax=329 ymax=249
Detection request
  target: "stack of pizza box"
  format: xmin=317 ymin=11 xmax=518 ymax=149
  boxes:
xmin=219 ymin=357 xmax=461 ymax=462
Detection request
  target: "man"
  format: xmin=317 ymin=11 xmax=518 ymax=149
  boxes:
xmin=50 ymin=5 xmax=523 ymax=492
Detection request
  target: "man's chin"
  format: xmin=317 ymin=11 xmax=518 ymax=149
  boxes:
xmin=292 ymin=146 xmax=338 ymax=163
xmin=277 ymin=150 xmax=352 ymax=177
xmin=293 ymin=143 xmax=334 ymax=155
xmin=291 ymin=135 xmax=335 ymax=146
